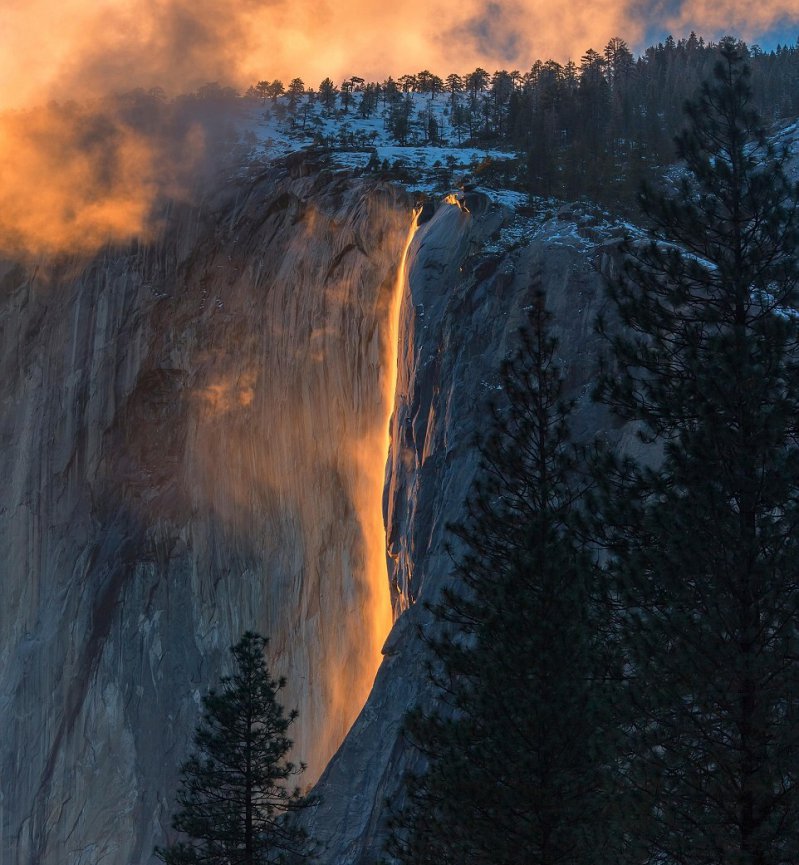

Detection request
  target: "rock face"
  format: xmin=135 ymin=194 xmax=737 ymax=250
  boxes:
xmin=306 ymin=192 xmax=622 ymax=863
xmin=0 ymin=163 xmax=412 ymax=864
xmin=0 ymin=163 xmax=623 ymax=864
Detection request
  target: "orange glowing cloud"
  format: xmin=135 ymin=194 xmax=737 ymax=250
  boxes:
xmin=0 ymin=0 xmax=254 ymax=258
xmin=1 ymin=0 xmax=796 ymax=257
xmin=5 ymin=0 xmax=795 ymax=117
xmin=239 ymin=0 xmax=642 ymax=85
xmin=0 ymin=0 xmax=266 ymax=110
xmin=1 ymin=102 xmax=168 ymax=258
xmin=0 ymin=96 xmax=208 ymax=258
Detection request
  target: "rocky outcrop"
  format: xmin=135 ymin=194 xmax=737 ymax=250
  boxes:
xmin=0 ymin=164 xmax=411 ymax=864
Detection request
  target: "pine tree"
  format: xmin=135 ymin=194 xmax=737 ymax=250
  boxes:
xmin=287 ymin=78 xmax=305 ymax=112
xmin=267 ymin=80 xmax=285 ymax=102
xmin=386 ymin=291 xmax=619 ymax=865
xmin=156 ymin=632 xmax=313 ymax=865
xmin=593 ymin=40 xmax=799 ymax=865
xmin=318 ymin=78 xmax=338 ymax=113
xmin=255 ymin=81 xmax=270 ymax=104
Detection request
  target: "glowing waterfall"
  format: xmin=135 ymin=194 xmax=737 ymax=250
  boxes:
xmin=354 ymin=209 xmax=420 ymax=686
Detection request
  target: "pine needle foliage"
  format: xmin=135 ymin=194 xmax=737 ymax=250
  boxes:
xmin=156 ymin=632 xmax=313 ymax=865
xmin=386 ymin=290 xmax=619 ymax=865
xmin=592 ymin=39 xmax=799 ymax=865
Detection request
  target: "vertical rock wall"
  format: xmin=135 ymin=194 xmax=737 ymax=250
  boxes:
xmin=1 ymin=165 xmax=628 ymax=865
xmin=0 ymin=165 xmax=411 ymax=864
xmin=307 ymin=194 xmax=620 ymax=864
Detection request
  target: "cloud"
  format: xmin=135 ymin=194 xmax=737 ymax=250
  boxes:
xmin=2 ymin=0 xmax=797 ymax=110
xmin=0 ymin=0 xmax=265 ymax=258
xmin=0 ymin=102 xmax=154 ymax=257
xmin=0 ymin=0 xmax=796 ymax=256
xmin=0 ymin=0 xmax=271 ymax=110
xmin=239 ymin=0 xmax=642 ymax=84
xmin=445 ymin=2 xmax=530 ymax=64
xmin=0 ymin=94 xmax=209 ymax=258
xmin=664 ymin=0 xmax=798 ymax=38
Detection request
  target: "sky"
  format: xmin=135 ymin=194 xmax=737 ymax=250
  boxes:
xmin=0 ymin=0 xmax=796 ymax=258
xmin=0 ymin=0 xmax=797 ymax=112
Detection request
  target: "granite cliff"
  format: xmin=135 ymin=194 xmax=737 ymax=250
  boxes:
xmin=307 ymin=190 xmax=626 ymax=863
xmin=0 ymin=161 xmax=623 ymax=863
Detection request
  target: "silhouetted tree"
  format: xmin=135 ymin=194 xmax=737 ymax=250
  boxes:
xmin=593 ymin=40 xmax=799 ymax=865
xmin=387 ymin=94 xmax=413 ymax=145
xmin=287 ymin=78 xmax=305 ymax=112
xmin=267 ymin=80 xmax=285 ymax=102
xmin=318 ymin=77 xmax=338 ymax=112
xmin=156 ymin=632 xmax=313 ymax=865
xmin=387 ymin=289 xmax=619 ymax=865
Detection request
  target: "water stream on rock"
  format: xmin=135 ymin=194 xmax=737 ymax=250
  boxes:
xmin=351 ymin=207 xmax=421 ymax=676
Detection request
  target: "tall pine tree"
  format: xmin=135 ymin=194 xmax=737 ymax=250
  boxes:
xmin=594 ymin=40 xmax=799 ymax=865
xmin=156 ymin=632 xmax=313 ymax=865
xmin=386 ymin=291 xmax=619 ymax=865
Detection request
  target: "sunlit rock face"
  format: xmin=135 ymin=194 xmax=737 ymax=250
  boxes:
xmin=1 ymin=160 xmax=626 ymax=865
xmin=0 ymin=163 xmax=410 ymax=865
xmin=307 ymin=193 xmax=620 ymax=864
